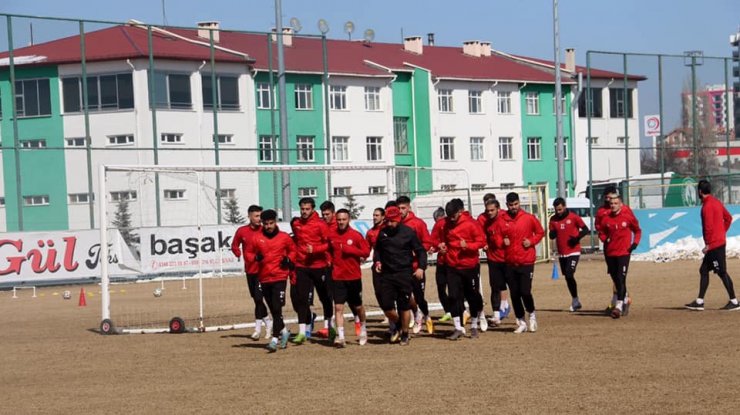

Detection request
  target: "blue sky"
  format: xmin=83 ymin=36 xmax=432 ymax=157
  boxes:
xmin=2 ymin=0 xmax=739 ymax=140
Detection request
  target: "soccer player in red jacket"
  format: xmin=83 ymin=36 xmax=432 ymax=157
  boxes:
xmin=598 ymin=195 xmax=641 ymax=319
xmin=685 ymin=180 xmax=740 ymax=311
xmin=429 ymin=207 xmax=451 ymax=327
xmin=549 ymin=197 xmax=590 ymax=312
xmin=397 ymin=196 xmax=433 ymax=334
xmin=440 ymin=198 xmax=486 ymax=339
xmin=231 ymin=205 xmax=271 ymax=340
xmin=245 ymin=209 xmax=295 ymax=352
xmin=482 ymin=198 xmax=507 ymax=326
xmin=495 ymin=192 xmax=545 ymax=334
xmin=329 ymin=209 xmax=372 ymax=347
xmin=595 ymin=186 xmax=635 ymax=312
xmin=290 ymin=197 xmax=333 ymax=344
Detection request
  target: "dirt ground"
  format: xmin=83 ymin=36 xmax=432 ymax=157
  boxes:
xmin=2 ymin=257 xmax=740 ymax=414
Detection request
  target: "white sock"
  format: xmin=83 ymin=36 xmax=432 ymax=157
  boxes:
xmin=453 ymin=316 xmax=462 ymax=331
xmin=471 ymin=317 xmax=479 ymax=329
xmin=271 ymin=336 xmax=278 ymax=343
xmin=731 ymin=298 xmax=738 ymax=305
xmin=696 ymin=298 xmax=704 ymax=305
xmin=360 ymin=322 xmax=367 ymax=335
xmin=616 ymin=300 xmax=624 ymax=310
xmin=338 ymin=326 xmax=345 ymax=340
xmin=254 ymin=320 xmax=262 ymax=333
xmin=299 ymin=323 xmax=306 ymax=333
xmin=493 ymin=311 xmax=501 ymax=320
xmin=324 ymin=320 xmax=330 ymax=330
xmin=355 ymin=315 xmax=360 ymax=324
xmin=500 ymin=300 xmax=509 ymax=311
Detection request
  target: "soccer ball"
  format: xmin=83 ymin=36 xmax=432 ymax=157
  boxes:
xmin=62 ymin=290 xmax=71 ymax=300
xmin=153 ymin=288 xmax=163 ymax=298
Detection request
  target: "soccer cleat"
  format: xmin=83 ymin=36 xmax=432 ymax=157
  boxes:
xmin=611 ymin=307 xmax=622 ymax=319
xmin=291 ymin=332 xmax=307 ymax=345
xmin=250 ymin=331 xmax=262 ymax=341
xmin=425 ymin=317 xmax=434 ymax=334
xmin=479 ymin=313 xmax=489 ymax=332
xmin=622 ymin=297 xmax=632 ymax=317
xmin=328 ymin=327 xmax=337 ymax=344
xmin=528 ymin=316 xmax=538 ymax=333
xmin=279 ymin=330 xmax=291 ymax=349
xmin=721 ymin=301 xmax=740 ymax=311
xmin=604 ymin=304 xmax=615 ymax=315
xmin=513 ymin=319 xmax=528 ymax=334
xmin=439 ymin=312 xmax=452 ymax=322
xmin=359 ymin=332 xmax=368 ymax=346
xmin=447 ymin=329 xmax=465 ymax=341
xmin=569 ymin=300 xmax=582 ymax=312
xmin=500 ymin=305 xmax=511 ymax=320
xmin=413 ymin=316 xmax=423 ymax=334
xmin=399 ymin=334 xmax=410 ymax=346
xmin=266 ymin=339 xmax=278 ymax=353
xmin=354 ymin=321 xmax=362 ymax=337
xmin=390 ymin=330 xmax=401 ymax=343
xmin=684 ymin=300 xmax=704 ymax=311
xmin=334 ymin=338 xmax=346 ymax=348
xmin=470 ymin=327 xmax=479 ymax=339
xmin=317 ymin=327 xmax=329 ymax=338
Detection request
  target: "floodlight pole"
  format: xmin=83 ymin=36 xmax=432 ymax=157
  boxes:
xmin=275 ymin=0 xmax=292 ymax=219
xmin=553 ymin=0 xmax=566 ymax=198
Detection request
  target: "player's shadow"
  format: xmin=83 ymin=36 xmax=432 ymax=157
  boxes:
xmin=232 ymin=342 xmax=272 ymax=350
xmin=570 ymin=309 xmax=614 ymax=317
xmin=655 ymin=306 xmax=693 ymax=311
xmin=221 ymin=334 xmax=253 ymax=339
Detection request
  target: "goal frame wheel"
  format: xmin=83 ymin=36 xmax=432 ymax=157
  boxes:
xmin=169 ymin=317 xmax=186 ymax=334
xmin=100 ymin=319 xmax=116 ymax=335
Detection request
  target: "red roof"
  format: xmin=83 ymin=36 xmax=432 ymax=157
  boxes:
xmin=510 ymin=54 xmax=647 ymax=81
xmin=0 ymin=24 xmax=643 ymax=83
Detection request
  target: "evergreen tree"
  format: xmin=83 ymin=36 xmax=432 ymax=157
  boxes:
xmin=343 ymin=193 xmax=365 ymax=219
xmin=112 ymin=199 xmax=139 ymax=246
xmin=223 ymin=197 xmax=246 ymax=224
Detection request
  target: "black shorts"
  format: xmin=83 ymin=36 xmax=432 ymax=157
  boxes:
xmin=487 ymin=261 xmax=508 ymax=291
xmin=332 ymin=279 xmax=363 ymax=308
xmin=558 ymin=255 xmax=580 ymax=276
xmin=702 ymin=245 xmax=727 ymax=275
xmin=605 ymin=255 xmax=630 ymax=278
xmin=379 ymin=272 xmax=413 ymax=312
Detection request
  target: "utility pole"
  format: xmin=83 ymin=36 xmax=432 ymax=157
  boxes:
xmin=553 ymin=0 xmax=566 ymax=197
xmin=275 ymin=0 xmax=292 ymax=219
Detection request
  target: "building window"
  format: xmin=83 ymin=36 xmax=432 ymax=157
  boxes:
xmin=296 ymin=136 xmax=315 ymax=162
xmin=470 ymin=137 xmax=484 ymax=161
xmin=501 ymin=183 xmax=515 ymax=190
xmin=438 ymin=89 xmax=453 ymax=113
xmin=579 ymin=87 xmax=603 ymax=118
xmin=333 ymin=187 xmax=351 ymax=197
xmin=366 ymin=136 xmax=383 ymax=161
xmin=161 ymin=133 xmax=183 ymax=144
xmin=23 ymin=195 xmax=49 ymax=206
xmin=202 ymin=74 xmax=240 ymax=111
xmin=440 ymin=137 xmax=455 ymax=161
xmin=472 ymin=184 xmax=486 ymax=192
xmin=368 ymin=186 xmax=385 ymax=194
xmin=294 ymin=84 xmax=313 ymax=110
xmin=393 ymin=117 xmax=409 ymax=154
xmin=553 ymin=137 xmax=569 ymax=159
xmin=62 ymin=73 xmax=134 ymax=113
xmin=214 ymin=134 xmax=234 ymax=144
xmin=298 ymin=187 xmax=317 ymax=198
xmin=69 ymin=193 xmax=94 ymax=204
xmin=152 ymin=72 xmax=192 ymax=109
xmin=330 ymin=86 xmax=347 ymax=110
xmin=586 ymin=136 xmax=599 ymax=146
xmin=527 ymin=137 xmax=542 ymax=160
xmin=468 ymin=90 xmax=482 ymax=114
xmin=395 ymin=169 xmax=410 ymax=195
xmin=364 ymin=86 xmax=381 ymax=111
xmin=164 ymin=189 xmax=186 ymax=200
xmin=525 ymin=92 xmax=540 ymax=115
xmin=498 ymin=137 xmax=513 ymax=160
xmin=332 ymin=136 xmax=349 ymax=162
xmin=259 ymin=135 xmax=279 ymax=162
xmin=256 ymin=83 xmax=273 ymax=109
xmin=497 ymin=91 xmax=512 ymax=114
xmin=617 ymin=136 xmax=627 ymax=145
xmin=66 ymin=137 xmax=86 ymax=147
xmin=110 ymin=191 xmax=137 ymax=202
xmin=21 ymin=139 xmax=47 ymax=148
xmin=219 ymin=189 xmax=236 ymax=198
xmin=441 ymin=184 xmax=457 ymax=192
xmin=609 ymin=88 xmax=633 ymax=118
xmin=15 ymin=79 xmax=52 ymax=117
xmin=107 ymin=134 xmax=135 ymax=146
xmin=552 ymin=95 xmax=567 ymax=115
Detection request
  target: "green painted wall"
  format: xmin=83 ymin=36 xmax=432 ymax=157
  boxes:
xmin=254 ymin=72 xmax=326 ymax=215
xmin=520 ymin=84 xmax=573 ymax=197
xmin=1 ymin=66 xmax=69 ymax=231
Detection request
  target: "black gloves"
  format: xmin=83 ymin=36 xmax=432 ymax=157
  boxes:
xmin=567 ymin=236 xmax=580 ymax=248
xmin=628 ymin=243 xmax=638 ymax=253
xmin=254 ymin=253 xmax=264 ymax=262
xmin=280 ymin=256 xmax=295 ymax=270
xmin=548 ymin=230 xmax=557 ymax=240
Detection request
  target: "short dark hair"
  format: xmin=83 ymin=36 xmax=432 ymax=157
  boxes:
xmin=485 ymin=199 xmax=500 ymax=208
xmin=432 ymin=207 xmax=445 ymax=221
xmin=445 ymin=198 xmax=465 ymax=217
xmin=396 ymin=195 xmax=411 ymax=205
xmin=299 ymin=197 xmax=315 ymax=208
xmin=506 ymin=192 xmax=519 ymax=204
xmin=320 ymin=201 xmax=335 ymax=212
xmin=603 ymin=185 xmax=618 ymax=197
xmin=384 ymin=200 xmax=398 ymax=209
xmin=335 ymin=208 xmax=350 ymax=217
xmin=483 ymin=193 xmax=496 ymax=203
xmin=260 ymin=209 xmax=278 ymax=221
xmin=374 ymin=207 xmax=386 ymax=216
xmin=698 ymin=179 xmax=711 ymax=195
xmin=553 ymin=197 xmax=566 ymax=208
xmin=247 ymin=204 xmax=263 ymax=214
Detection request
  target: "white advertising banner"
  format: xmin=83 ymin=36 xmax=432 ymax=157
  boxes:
xmin=0 ymin=229 xmax=139 ymax=285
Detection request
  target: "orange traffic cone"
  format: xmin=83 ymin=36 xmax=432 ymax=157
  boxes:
xmin=78 ymin=287 xmax=87 ymax=307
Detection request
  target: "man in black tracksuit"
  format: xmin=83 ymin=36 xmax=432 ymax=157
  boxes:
xmin=373 ymin=206 xmax=428 ymax=346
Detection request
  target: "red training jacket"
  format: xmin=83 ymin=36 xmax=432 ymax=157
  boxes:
xmin=477 ymin=211 xmax=488 ymax=229
xmin=329 ymin=226 xmax=371 ymax=281
xmin=402 ymin=211 xmax=433 ymax=251
xmin=246 ymin=229 xmax=296 ymax=284
xmin=495 ymin=209 xmax=545 ymax=266
xmin=291 ymin=211 xmax=330 ymax=269
xmin=483 ymin=214 xmax=505 ymax=263
xmin=442 ymin=211 xmax=486 ymax=269
xmin=549 ymin=210 xmax=587 ymax=257
xmin=230 ymin=224 xmax=262 ymax=274
xmin=598 ymin=208 xmax=641 ymax=257
xmin=430 ymin=217 xmax=448 ymax=266
xmin=701 ymin=194 xmax=733 ymax=251
xmin=365 ymin=222 xmax=383 ymax=249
